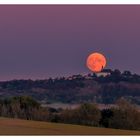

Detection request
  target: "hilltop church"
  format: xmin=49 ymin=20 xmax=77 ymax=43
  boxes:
xmin=95 ymin=69 xmax=112 ymax=77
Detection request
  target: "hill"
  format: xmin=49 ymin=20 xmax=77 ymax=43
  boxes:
xmin=0 ymin=117 xmax=140 ymax=135
xmin=0 ymin=69 xmax=140 ymax=104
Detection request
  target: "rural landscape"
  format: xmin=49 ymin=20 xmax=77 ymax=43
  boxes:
xmin=0 ymin=5 xmax=140 ymax=135
xmin=0 ymin=69 xmax=140 ymax=134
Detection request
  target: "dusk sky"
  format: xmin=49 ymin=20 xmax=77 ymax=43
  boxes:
xmin=0 ymin=5 xmax=140 ymax=80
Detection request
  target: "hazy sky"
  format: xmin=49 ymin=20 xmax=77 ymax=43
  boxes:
xmin=0 ymin=5 xmax=140 ymax=80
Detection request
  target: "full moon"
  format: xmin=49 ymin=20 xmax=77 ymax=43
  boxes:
xmin=86 ymin=52 xmax=107 ymax=73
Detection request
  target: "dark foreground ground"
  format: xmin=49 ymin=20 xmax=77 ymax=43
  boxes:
xmin=0 ymin=117 xmax=140 ymax=135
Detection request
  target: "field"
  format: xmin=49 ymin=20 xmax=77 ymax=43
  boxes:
xmin=0 ymin=118 xmax=140 ymax=135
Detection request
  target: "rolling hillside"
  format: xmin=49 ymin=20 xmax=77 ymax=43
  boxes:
xmin=0 ymin=70 xmax=140 ymax=105
xmin=0 ymin=117 xmax=140 ymax=135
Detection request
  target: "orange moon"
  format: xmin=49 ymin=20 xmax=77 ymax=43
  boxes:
xmin=86 ymin=52 xmax=107 ymax=73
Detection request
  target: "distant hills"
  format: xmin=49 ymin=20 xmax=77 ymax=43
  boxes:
xmin=0 ymin=69 xmax=140 ymax=105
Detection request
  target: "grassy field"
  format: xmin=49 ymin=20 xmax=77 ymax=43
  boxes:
xmin=0 ymin=117 xmax=140 ymax=135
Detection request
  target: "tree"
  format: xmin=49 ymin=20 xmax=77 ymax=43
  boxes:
xmin=122 ymin=71 xmax=132 ymax=77
xmin=60 ymin=103 xmax=101 ymax=126
xmin=108 ymin=98 xmax=140 ymax=130
xmin=100 ymin=109 xmax=113 ymax=127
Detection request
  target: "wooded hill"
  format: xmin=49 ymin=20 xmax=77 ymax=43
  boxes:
xmin=0 ymin=69 xmax=140 ymax=105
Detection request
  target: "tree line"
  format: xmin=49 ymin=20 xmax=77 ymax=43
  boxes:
xmin=0 ymin=69 xmax=140 ymax=90
xmin=0 ymin=69 xmax=140 ymax=105
xmin=0 ymin=96 xmax=140 ymax=131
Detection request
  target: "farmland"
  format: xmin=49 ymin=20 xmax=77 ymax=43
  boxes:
xmin=0 ymin=117 xmax=140 ymax=135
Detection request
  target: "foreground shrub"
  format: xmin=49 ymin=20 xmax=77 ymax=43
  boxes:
xmin=60 ymin=103 xmax=101 ymax=126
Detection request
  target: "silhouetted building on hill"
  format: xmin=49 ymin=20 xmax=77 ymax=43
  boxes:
xmin=96 ymin=69 xmax=111 ymax=77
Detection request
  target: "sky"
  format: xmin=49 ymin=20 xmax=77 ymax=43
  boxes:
xmin=0 ymin=5 xmax=140 ymax=80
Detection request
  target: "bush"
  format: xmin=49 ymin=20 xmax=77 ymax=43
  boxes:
xmin=60 ymin=103 xmax=101 ymax=126
xmin=108 ymin=99 xmax=140 ymax=130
